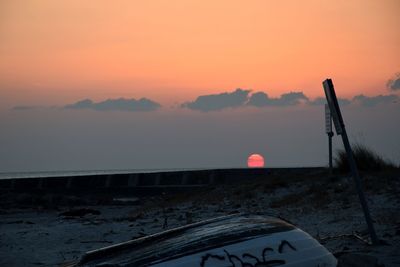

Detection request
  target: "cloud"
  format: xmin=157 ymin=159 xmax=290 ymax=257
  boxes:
xmin=183 ymin=88 xmax=397 ymax=111
xmin=352 ymin=94 xmax=399 ymax=107
xmin=247 ymin=91 xmax=308 ymax=107
xmin=65 ymin=99 xmax=93 ymax=109
xmin=310 ymin=95 xmax=398 ymax=107
xmin=64 ymin=98 xmax=161 ymax=112
xmin=387 ymin=73 xmax=400 ymax=91
xmin=308 ymin=97 xmax=326 ymax=106
xmin=309 ymin=97 xmax=351 ymax=106
xmin=13 ymin=90 xmax=397 ymax=114
xmin=183 ymin=89 xmax=357 ymax=111
xmin=182 ymin=88 xmax=251 ymax=112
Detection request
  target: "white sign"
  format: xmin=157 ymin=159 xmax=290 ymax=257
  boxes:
xmin=325 ymin=104 xmax=332 ymax=134
xmin=323 ymin=79 xmax=344 ymax=135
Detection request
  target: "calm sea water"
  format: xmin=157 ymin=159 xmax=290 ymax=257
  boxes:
xmin=0 ymin=168 xmax=208 ymax=179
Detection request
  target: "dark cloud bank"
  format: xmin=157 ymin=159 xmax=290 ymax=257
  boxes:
xmin=247 ymin=91 xmax=308 ymax=107
xmin=12 ymin=87 xmax=399 ymax=113
xmin=181 ymin=89 xmax=250 ymax=111
xmin=353 ymin=94 xmax=399 ymax=107
xmin=181 ymin=89 xmax=311 ymax=112
xmin=65 ymin=98 xmax=161 ymax=112
xmin=182 ymin=89 xmax=399 ymax=112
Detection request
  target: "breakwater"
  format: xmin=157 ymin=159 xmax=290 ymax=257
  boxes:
xmin=0 ymin=167 xmax=324 ymax=196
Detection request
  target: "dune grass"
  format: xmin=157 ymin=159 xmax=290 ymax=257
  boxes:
xmin=335 ymin=143 xmax=397 ymax=172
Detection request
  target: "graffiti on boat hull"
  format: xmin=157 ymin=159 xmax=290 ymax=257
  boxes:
xmin=200 ymin=240 xmax=296 ymax=267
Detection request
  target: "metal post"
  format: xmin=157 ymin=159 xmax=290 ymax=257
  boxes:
xmin=325 ymin=104 xmax=334 ymax=174
xmin=323 ymin=79 xmax=379 ymax=245
xmin=328 ymin=132 xmax=333 ymax=174
xmin=341 ymin=132 xmax=379 ymax=244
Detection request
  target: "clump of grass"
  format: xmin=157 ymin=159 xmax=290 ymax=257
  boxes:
xmin=335 ymin=143 xmax=396 ymax=172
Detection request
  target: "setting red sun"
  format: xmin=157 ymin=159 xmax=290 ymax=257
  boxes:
xmin=247 ymin=154 xmax=265 ymax=168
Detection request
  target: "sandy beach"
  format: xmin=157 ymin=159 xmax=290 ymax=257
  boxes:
xmin=1 ymin=170 xmax=399 ymax=267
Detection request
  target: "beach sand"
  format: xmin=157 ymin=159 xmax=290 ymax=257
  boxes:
xmin=1 ymin=171 xmax=399 ymax=266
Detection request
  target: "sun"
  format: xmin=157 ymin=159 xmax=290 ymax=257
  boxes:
xmin=247 ymin=154 xmax=265 ymax=168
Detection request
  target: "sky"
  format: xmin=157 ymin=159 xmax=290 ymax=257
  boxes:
xmin=0 ymin=1 xmax=399 ymax=172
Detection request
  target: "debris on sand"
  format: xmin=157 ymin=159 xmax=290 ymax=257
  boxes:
xmin=337 ymin=253 xmax=383 ymax=267
xmin=59 ymin=208 xmax=101 ymax=218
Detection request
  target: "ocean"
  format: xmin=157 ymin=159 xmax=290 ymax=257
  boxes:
xmin=0 ymin=168 xmax=207 ymax=180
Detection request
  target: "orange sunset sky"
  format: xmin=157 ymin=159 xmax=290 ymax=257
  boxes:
xmin=0 ymin=0 xmax=399 ymax=107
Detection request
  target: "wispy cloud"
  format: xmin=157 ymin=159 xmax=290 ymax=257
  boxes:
xmin=12 ymin=97 xmax=162 ymax=112
xmin=65 ymin=98 xmax=161 ymax=112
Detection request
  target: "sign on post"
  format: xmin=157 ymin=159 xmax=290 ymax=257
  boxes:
xmin=325 ymin=104 xmax=332 ymax=134
xmin=323 ymin=78 xmax=378 ymax=245
xmin=325 ymin=104 xmax=333 ymax=172
xmin=323 ymin=79 xmax=344 ymax=135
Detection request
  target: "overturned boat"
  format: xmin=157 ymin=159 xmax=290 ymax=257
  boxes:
xmin=68 ymin=214 xmax=337 ymax=267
